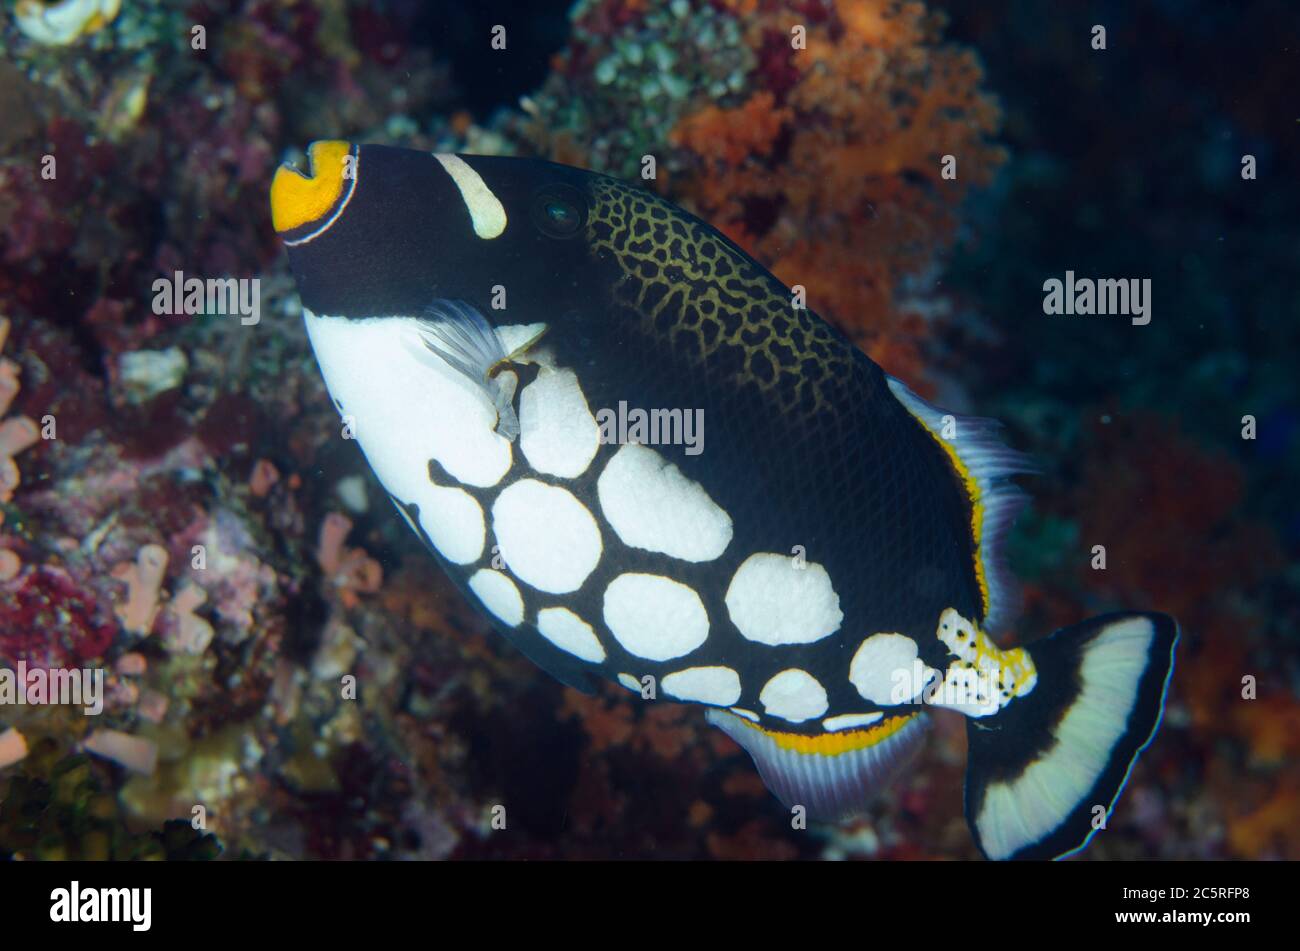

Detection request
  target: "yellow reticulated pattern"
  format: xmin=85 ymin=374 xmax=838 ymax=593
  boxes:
xmin=586 ymin=177 xmax=853 ymax=418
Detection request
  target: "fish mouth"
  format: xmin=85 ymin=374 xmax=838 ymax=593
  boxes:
xmin=270 ymin=140 xmax=358 ymax=242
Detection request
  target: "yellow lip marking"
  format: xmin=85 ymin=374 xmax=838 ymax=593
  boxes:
xmin=271 ymin=140 xmax=355 ymax=235
xmin=434 ymin=153 xmax=507 ymax=239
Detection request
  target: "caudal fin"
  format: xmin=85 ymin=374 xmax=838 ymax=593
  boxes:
xmin=963 ymin=611 xmax=1178 ymax=860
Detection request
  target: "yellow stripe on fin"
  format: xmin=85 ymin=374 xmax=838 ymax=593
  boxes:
xmin=759 ymin=713 xmax=918 ymax=755
xmin=706 ymin=708 xmax=929 ymax=821
xmin=885 ymin=375 xmax=1037 ymax=633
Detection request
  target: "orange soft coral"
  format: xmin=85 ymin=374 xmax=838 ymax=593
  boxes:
xmin=1226 ymin=774 xmax=1300 ymax=859
xmin=669 ymin=0 xmax=1005 ymax=363
xmin=670 ymin=91 xmax=791 ymax=169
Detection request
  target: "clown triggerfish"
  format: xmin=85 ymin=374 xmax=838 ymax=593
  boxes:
xmin=271 ymin=142 xmax=1178 ymax=860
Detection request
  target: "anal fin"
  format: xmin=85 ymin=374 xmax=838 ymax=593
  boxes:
xmin=707 ymin=710 xmax=929 ymax=822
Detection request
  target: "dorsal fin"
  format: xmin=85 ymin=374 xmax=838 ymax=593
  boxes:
xmin=885 ymin=375 xmax=1037 ymax=634
xmin=706 ymin=709 xmax=928 ymax=821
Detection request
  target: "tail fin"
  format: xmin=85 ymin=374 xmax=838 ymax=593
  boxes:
xmin=963 ymin=612 xmax=1178 ymax=860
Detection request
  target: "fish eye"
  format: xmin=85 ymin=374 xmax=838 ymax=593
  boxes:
xmin=546 ymin=202 xmax=574 ymax=224
xmin=530 ymin=184 xmax=587 ymax=239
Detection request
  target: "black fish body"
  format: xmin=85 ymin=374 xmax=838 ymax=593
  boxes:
xmin=272 ymin=142 xmax=1178 ymax=860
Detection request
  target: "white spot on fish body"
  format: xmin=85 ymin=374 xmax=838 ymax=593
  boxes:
xmin=492 ymin=479 xmax=602 ymax=594
xmin=468 ymin=569 xmax=523 ymax=627
xmin=724 ymin=552 xmax=843 ymax=646
xmin=618 ymin=673 xmax=642 ymax=693
xmin=603 ymin=573 xmax=708 ymax=661
xmin=416 ymin=485 xmax=485 ymax=565
xmin=597 ymin=443 xmax=732 ymax=562
xmin=759 ymin=669 xmax=828 ymax=724
xmin=849 ymin=633 xmax=925 ymax=705
xmin=661 ymin=666 xmax=742 ymax=706
xmin=822 ymin=712 xmax=885 ymax=732
xmin=536 ymin=607 xmax=605 ymax=663
xmin=520 ymin=367 xmax=601 ymax=478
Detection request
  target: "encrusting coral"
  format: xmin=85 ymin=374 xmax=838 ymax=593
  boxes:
xmin=673 ymin=0 xmax=1005 ymax=370
xmin=13 ymin=0 xmax=121 ymax=47
xmin=110 ymin=542 xmax=168 ymax=635
xmin=317 ymin=511 xmax=383 ymax=610
xmin=0 ymin=317 xmax=39 ymax=504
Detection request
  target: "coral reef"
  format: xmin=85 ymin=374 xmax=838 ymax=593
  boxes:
xmin=0 ymin=317 xmax=39 ymax=505
xmin=316 ymin=512 xmax=382 ymax=610
xmin=0 ymin=0 xmax=1293 ymax=863
xmin=13 ymin=0 xmax=121 ymax=48
xmin=518 ymin=0 xmax=757 ymax=177
xmin=0 ymin=737 xmax=221 ymax=860
xmin=515 ymin=0 xmax=1006 ymax=381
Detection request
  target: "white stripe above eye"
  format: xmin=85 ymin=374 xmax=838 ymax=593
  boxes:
xmin=434 ymin=154 xmax=507 ymax=239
